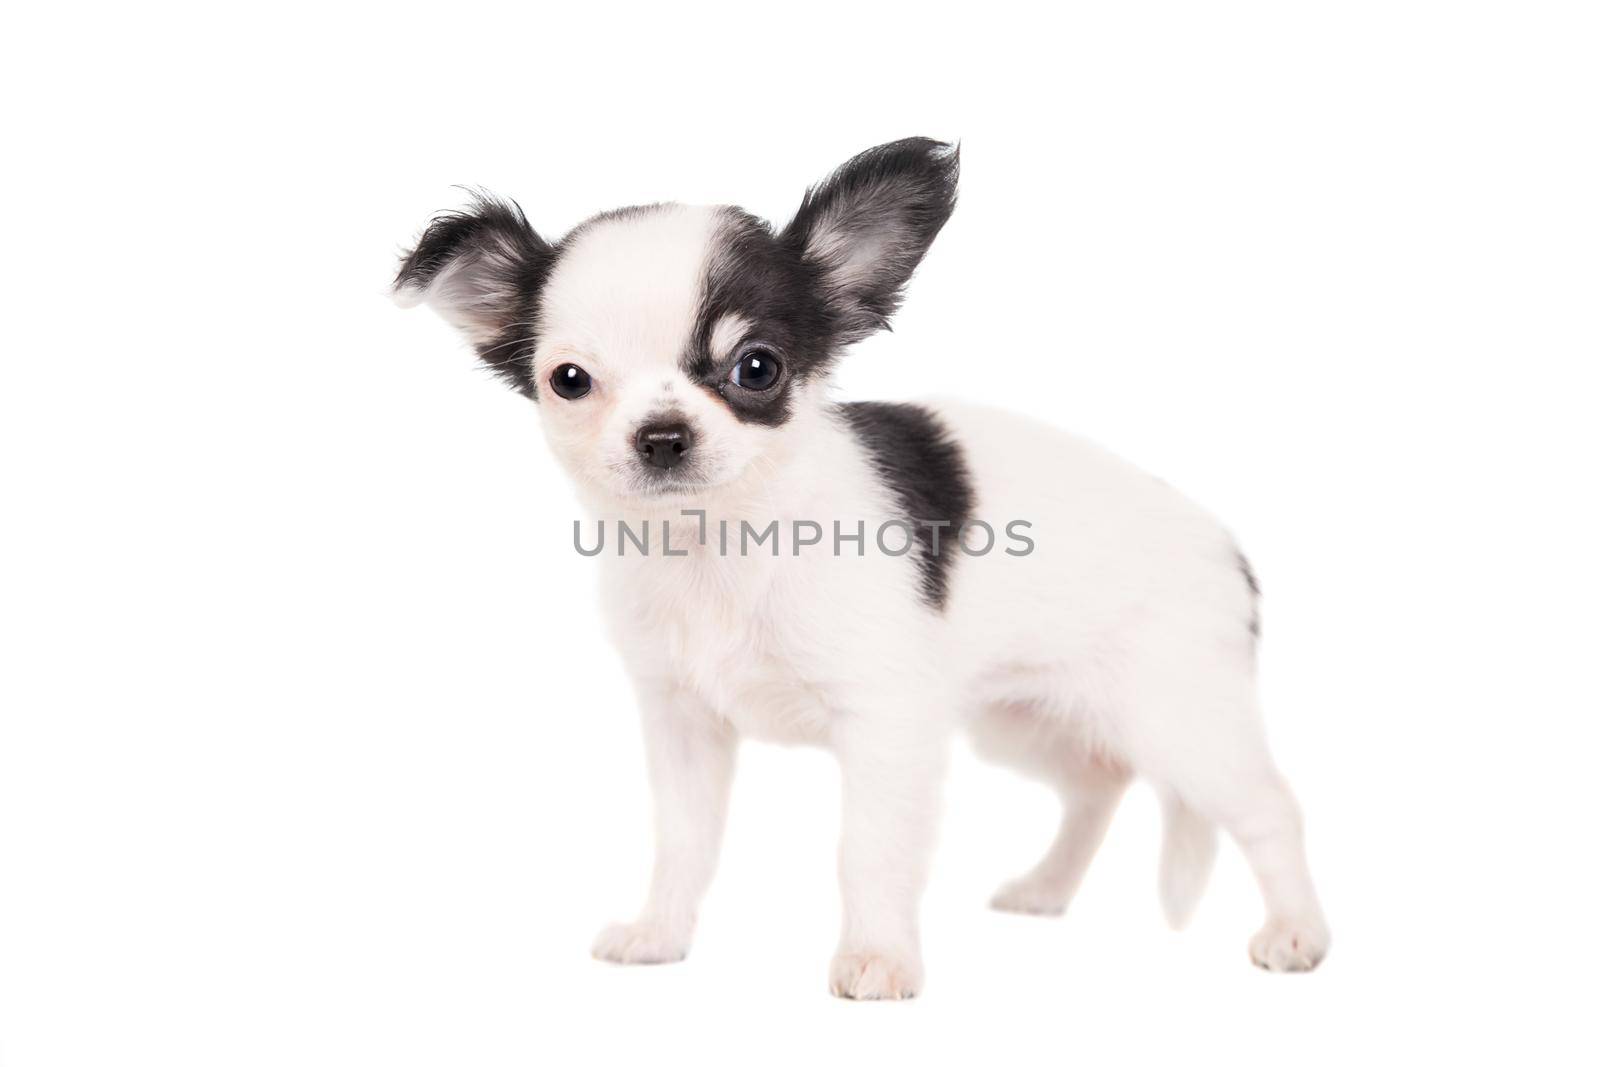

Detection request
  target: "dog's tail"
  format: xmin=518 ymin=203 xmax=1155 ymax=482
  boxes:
xmin=1158 ymin=794 xmax=1218 ymax=929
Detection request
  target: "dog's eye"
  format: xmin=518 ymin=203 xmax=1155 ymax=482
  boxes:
xmin=730 ymin=348 xmax=781 ymax=391
xmin=550 ymin=363 xmax=592 ymax=400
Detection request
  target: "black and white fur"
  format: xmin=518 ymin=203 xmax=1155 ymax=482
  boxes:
xmin=394 ymin=138 xmax=1330 ymax=998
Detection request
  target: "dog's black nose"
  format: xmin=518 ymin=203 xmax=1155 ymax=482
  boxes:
xmin=636 ymin=422 xmax=694 ymax=470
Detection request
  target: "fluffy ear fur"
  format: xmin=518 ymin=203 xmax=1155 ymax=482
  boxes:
xmin=394 ymin=193 xmax=554 ymax=397
xmin=780 ymin=138 xmax=959 ymax=345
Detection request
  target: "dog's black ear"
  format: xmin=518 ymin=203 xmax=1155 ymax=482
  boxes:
xmin=780 ymin=138 xmax=959 ymax=345
xmin=394 ymin=192 xmax=555 ymax=396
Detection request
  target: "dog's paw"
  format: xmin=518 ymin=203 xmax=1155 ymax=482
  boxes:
xmin=1249 ymin=915 xmax=1330 ymax=972
xmin=828 ymin=948 xmax=923 ymax=1000
xmin=591 ymin=921 xmax=690 ymax=965
xmin=989 ymin=876 xmax=1068 ymax=916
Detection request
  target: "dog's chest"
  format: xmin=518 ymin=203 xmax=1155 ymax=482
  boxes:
xmin=605 ymin=554 xmax=835 ymax=743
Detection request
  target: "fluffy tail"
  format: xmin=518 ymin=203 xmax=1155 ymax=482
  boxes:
xmin=1158 ymin=795 xmax=1218 ymax=930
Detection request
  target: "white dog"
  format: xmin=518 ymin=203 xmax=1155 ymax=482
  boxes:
xmin=394 ymin=138 xmax=1329 ymax=999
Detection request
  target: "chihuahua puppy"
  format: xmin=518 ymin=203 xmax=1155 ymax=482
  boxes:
xmin=394 ymin=138 xmax=1329 ymax=998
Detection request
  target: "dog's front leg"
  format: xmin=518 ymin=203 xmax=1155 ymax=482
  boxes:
xmin=828 ymin=699 xmax=948 ymax=1000
xmin=592 ymin=684 xmax=736 ymax=965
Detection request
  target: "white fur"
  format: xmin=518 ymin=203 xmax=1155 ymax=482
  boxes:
xmin=412 ymin=205 xmax=1330 ymax=997
xmin=532 ymin=207 xmax=784 ymax=503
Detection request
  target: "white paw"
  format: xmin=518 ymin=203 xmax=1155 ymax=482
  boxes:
xmin=989 ymin=877 xmax=1068 ymax=916
xmin=1249 ymin=915 xmax=1330 ymax=972
xmin=591 ymin=920 xmax=690 ymax=965
xmin=828 ymin=948 xmax=923 ymax=1000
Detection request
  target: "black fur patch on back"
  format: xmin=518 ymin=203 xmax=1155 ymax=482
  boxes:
xmin=838 ymin=401 xmax=975 ymax=611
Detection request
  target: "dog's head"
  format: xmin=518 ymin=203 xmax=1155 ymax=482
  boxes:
xmin=394 ymin=138 xmax=958 ymax=504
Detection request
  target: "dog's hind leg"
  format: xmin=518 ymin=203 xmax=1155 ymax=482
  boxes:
xmin=1225 ymin=773 xmax=1329 ymax=971
xmin=989 ymin=756 xmax=1130 ymax=916
xmin=1125 ymin=664 xmax=1330 ymax=972
xmin=970 ymin=703 xmax=1130 ymax=917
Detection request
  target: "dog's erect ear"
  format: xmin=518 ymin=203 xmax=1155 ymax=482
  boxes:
xmin=394 ymin=193 xmax=555 ymax=396
xmin=780 ymin=138 xmax=959 ymax=345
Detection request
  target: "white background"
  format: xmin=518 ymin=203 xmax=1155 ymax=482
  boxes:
xmin=3 ymin=3 xmax=1597 ymax=1064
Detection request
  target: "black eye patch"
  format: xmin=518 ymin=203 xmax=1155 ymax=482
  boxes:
xmin=686 ymin=337 xmax=794 ymax=427
xmin=679 ymin=208 xmax=840 ymax=427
